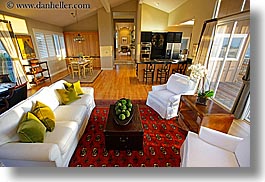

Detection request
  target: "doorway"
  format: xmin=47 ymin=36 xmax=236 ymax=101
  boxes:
xmin=113 ymin=11 xmax=136 ymax=65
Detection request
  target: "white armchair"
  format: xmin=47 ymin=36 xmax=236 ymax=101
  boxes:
xmin=146 ymin=73 xmax=198 ymax=119
xmin=180 ymin=126 xmax=250 ymax=167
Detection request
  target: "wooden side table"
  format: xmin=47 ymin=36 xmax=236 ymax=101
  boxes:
xmin=178 ymin=95 xmax=234 ymax=134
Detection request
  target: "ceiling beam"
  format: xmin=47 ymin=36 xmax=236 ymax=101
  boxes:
xmin=99 ymin=0 xmax=111 ymax=13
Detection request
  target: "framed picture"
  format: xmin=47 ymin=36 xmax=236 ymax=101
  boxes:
xmin=121 ymin=36 xmax=128 ymax=45
xmin=16 ymin=35 xmax=36 ymax=60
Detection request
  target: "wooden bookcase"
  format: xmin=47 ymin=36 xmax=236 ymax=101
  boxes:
xmin=178 ymin=95 xmax=234 ymax=134
xmin=23 ymin=61 xmax=51 ymax=85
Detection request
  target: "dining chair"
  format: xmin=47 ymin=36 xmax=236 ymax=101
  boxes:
xmin=82 ymin=56 xmax=91 ymax=59
xmin=70 ymin=62 xmax=81 ymax=79
xmin=65 ymin=58 xmax=74 ymax=74
xmin=83 ymin=58 xmax=94 ymax=76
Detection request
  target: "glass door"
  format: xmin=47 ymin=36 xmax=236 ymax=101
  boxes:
xmin=207 ymin=15 xmax=250 ymax=115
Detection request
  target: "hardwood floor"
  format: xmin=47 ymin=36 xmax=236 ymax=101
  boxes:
xmin=28 ymin=64 xmax=153 ymax=101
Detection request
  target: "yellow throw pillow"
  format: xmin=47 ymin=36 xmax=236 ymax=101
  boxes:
xmin=17 ymin=112 xmax=46 ymax=143
xmin=63 ymin=80 xmax=84 ymax=95
xmin=56 ymin=86 xmax=81 ymax=105
xmin=31 ymin=101 xmax=56 ymax=132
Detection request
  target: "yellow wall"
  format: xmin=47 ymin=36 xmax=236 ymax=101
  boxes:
xmin=168 ymin=0 xmax=216 ymax=48
xmin=119 ymin=27 xmax=131 ymax=47
xmin=141 ymin=4 xmax=169 ymax=32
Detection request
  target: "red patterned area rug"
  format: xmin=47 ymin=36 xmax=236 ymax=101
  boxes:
xmin=69 ymin=105 xmax=188 ymax=167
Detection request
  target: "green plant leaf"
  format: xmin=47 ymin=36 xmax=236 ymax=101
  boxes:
xmin=204 ymin=90 xmax=214 ymax=98
xmin=198 ymin=90 xmax=214 ymax=98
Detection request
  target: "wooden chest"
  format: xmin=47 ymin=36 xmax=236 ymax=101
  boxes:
xmin=104 ymin=104 xmax=144 ymax=150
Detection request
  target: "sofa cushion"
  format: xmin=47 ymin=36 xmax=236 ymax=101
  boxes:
xmin=48 ymin=80 xmax=67 ymax=105
xmin=17 ymin=112 xmax=46 ymax=143
xmin=70 ymin=94 xmax=94 ymax=108
xmin=148 ymin=89 xmax=176 ymax=107
xmin=54 ymin=105 xmax=87 ymax=127
xmin=29 ymin=87 xmax=60 ymax=111
xmin=32 ymin=101 xmax=56 ymax=132
xmin=166 ymin=74 xmax=190 ymax=94
xmin=56 ymin=86 xmax=81 ymax=105
xmin=44 ymin=121 xmax=78 ymax=155
xmin=64 ymin=80 xmax=84 ymax=95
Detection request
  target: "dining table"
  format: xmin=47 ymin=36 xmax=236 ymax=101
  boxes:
xmin=69 ymin=59 xmax=92 ymax=79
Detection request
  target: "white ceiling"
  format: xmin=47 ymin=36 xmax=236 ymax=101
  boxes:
xmin=0 ymin=0 xmax=187 ymax=27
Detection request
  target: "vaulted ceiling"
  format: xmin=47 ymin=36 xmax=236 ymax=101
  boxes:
xmin=0 ymin=0 xmax=187 ymax=27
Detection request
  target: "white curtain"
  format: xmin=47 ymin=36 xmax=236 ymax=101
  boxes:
xmin=0 ymin=20 xmax=29 ymax=87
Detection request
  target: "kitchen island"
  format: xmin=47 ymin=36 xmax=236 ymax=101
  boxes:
xmin=135 ymin=59 xmax=191 ymax=83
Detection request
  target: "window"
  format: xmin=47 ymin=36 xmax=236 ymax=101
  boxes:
xmin=206 ymin=15 xmax=250 ymax=121
xmin=45 ymin=34 xmax=56 ymax=57
xmin=212 ymin=34 xmax=247 ymax=60
xmin=35 ymin=32 xmax=48 ymax=59
xmin=33 ymin=29 xmax=66 ymax=60
xmin=0 ymin=41 xmax=16 ymax=82
xmin=241 ymin=95 xmax=250 ymax=122
xmin=59 ymin=35 xmax=66 ymax=58
xmin=53 ymin=34 xmax=61 ymax=57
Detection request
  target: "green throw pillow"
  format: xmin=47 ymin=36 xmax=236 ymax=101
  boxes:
xmin=63 ymin=80 xmax=84 ymax=95
xmin=56 ymin=86 xmax=81 ymax=105
xmin=31 ymin=101 xmax=56 ymax=132
xmin=17 ymin=112 xmax=46 ymax=143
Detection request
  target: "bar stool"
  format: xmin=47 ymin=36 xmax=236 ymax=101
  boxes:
xmin=156 ymin=64 xmax=171 ymax=84
xmin=143 ymin=64 xmax=155 ymax=84
xmin=171 ymin=61 xmax=188 ymax=75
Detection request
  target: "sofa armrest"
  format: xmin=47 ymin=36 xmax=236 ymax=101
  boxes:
xmin=169 ymin=95 xmax=181 ymax=105
xmin=0 ymin=143 xmax=61 ymax=163
xmin=152 ymin=84 xmax=167 ymax=91
xmin=81 ymin=87 xmax=94 ymax=97
xmin=199 ymin=126 xmax=243 ymax=152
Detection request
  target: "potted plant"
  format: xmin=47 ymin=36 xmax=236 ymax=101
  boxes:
xmin=187 ymin=63 xmax=214 ymax=105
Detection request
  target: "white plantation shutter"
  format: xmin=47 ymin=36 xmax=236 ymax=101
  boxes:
xmin=53 ymin=34 xmax=61 ymax=56
xmin=33 ymin=29 xmax=66 ymax=60
xmin=45 ymin=34 xmax=56 ymax=57
xmin=59 ymin=35 xmax=66 ymax=58
xmin=35 ymin=32 xmax=48 ymax=58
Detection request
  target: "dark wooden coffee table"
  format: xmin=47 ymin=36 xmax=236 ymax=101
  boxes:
xmin=104 ymin=104 xmax=143 ymax=150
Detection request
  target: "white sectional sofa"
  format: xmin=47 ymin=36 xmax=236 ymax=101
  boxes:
xmin=0 ymin=80 xmax=95 ymax=167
